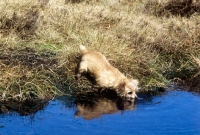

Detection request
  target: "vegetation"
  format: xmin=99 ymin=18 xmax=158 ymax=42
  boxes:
xmin=0 ymin=0 xmax=200 ymax=102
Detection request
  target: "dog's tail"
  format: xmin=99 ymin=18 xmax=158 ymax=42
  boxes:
xmin=79 ymin=45 xmax=88 ymax=54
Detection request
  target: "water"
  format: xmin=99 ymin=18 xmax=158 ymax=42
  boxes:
xmin=1 ymin=90 xmax=200 ymax=135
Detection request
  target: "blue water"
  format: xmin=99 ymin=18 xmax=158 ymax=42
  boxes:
xmin=1 ymin=90 xmax=200 ymax=135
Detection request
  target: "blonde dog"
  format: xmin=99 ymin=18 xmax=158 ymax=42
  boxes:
xmin=77 ymin=45 xmax=139 ymax=99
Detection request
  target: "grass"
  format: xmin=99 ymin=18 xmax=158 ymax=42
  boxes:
xmin=0 ymin=0 xmax=200 ymax=102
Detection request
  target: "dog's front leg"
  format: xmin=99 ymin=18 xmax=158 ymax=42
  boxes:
xmin=76 ymin=68 xmax=87 ymax=87
xmin=76 ymin=73 xmax=82 ymax=86
xmin=76 ymin=61 xmax=88 ymax=86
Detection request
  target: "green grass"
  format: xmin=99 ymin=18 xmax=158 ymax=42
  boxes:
xmin=0 ymin=0 xmax=200 ymax=102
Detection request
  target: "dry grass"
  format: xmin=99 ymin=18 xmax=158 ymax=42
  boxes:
xmin=0 ymin=0 xmax=200 ymax=102
xmin=0 ymin=47 xmax=65 ymax=101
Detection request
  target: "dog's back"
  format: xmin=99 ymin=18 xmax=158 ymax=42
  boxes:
xmin=79 ymin=45 xmax=110 ymax=69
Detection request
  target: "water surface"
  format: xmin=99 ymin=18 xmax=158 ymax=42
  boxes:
xmin=1 ymin=90 xmax=200 ymax=135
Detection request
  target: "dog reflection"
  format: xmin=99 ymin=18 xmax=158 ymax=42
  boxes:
xmin=74 ymin=97 xmax=136 ymax=120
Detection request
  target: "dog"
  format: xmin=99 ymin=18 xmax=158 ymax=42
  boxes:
xmin=76 ymin=45 xmax=139 ymax=99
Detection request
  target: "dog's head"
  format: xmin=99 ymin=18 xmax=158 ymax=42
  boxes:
xmin=119 ymin=79 xmax=139 ymax=99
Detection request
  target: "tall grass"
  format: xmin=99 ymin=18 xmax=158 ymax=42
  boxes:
xmin=0 ymin=0 xmax=200 ymax=101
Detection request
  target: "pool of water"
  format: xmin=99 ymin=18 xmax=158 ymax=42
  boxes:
xmin=1 ymin=90 xmax=200 ymax=135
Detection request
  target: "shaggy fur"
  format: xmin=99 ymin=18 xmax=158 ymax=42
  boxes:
xmin=77 ymin=45 xmax=139 ymax=99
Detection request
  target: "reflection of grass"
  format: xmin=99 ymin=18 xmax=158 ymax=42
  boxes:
xmin=0 ymin=0 xmax=200 ymax=102
xmin=0 ymin=98 xmax=49 ymax=115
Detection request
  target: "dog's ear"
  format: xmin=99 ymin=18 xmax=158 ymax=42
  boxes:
xmin=128 ymin=79 xmax=139 ymax=91
xmin=118 ymin=82 xmax=125 ymax=91
xmin=132 ymin=79 xmax=139 ymax=86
